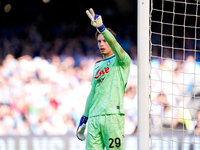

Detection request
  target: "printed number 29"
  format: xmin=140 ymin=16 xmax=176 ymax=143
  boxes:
xmin=109 ymin=138 xmax=121 ymax=148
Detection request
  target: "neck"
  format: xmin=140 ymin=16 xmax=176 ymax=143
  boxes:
xmin=103 ymin=52 xmax=114 ymax=58
xmin=103 ymin=54 xmax=115 ymax=59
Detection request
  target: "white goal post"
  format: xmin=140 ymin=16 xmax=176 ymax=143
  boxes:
xmin=137 ymin=0 xmax=150 ymax=150
xmin=138 ymin=0 xmax=200 ymax=149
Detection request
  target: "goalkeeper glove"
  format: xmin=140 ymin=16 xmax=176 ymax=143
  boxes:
xmin=76 ymin=115 xmax=88 ymax=141
xmin=86 ymin=8 xmax=106 ymax=32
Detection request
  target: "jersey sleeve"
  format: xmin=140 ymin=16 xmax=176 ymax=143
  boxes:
xmin=83 ymin=85 xmax=95 ymax=117
xmin=83 ymin=63 xmax=96 ymax=117
xmin=101 ymin=29 xmax=131 ymax=67
xmin=91 ymin=63 xmax=96 ymax=86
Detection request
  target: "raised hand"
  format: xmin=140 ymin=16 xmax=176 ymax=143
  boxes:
xmin=86 ymin=8 xmax=105 ymax=32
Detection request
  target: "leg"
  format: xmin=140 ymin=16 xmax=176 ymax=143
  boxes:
xmin=86 ymin=116 xmax=105 ymax=150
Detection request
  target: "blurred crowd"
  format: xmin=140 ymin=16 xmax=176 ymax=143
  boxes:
xmin=1 ymin=20 xmax=200 ymax=137
xmin=150 ymin=56 xmax=200 ymax=135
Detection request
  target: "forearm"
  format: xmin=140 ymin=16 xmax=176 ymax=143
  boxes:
xmin=83 ymin=86 xmax=95 ymax=117
xmin=101 ymin=29 xmax=126 ymax=61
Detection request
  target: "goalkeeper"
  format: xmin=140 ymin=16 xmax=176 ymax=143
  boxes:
xmin=76 ymin=8 xmax=131 ymax=150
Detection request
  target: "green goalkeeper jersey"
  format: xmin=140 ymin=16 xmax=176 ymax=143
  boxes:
xmin=89 ymin=29 xmax=131 ymax=117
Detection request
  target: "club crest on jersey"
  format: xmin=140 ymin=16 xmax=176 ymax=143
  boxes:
xmin=107 ymin=60 xmax=110 ymax=65
xmin=94 ymin=67 xmax=109 ymax=79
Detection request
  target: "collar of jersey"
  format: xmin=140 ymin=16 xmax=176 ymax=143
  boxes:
xmin=103 ymin=55 xmax=115 ymax=61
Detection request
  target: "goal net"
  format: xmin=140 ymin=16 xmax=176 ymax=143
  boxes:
xmin=149 ymin=0 xmax=200 ymax=149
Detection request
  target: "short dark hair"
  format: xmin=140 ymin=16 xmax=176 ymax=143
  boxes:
xmin=95 ymin=28 xmax=117 ymax=40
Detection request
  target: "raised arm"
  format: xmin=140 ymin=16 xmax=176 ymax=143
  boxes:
xmin=86 ymin=8 xmax=127 ymax=61
xmin=101 ymin=29 xmax=125 ymax=61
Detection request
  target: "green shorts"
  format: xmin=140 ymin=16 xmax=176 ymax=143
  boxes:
xmin=86 ymin=114 xmax=125 ymax=150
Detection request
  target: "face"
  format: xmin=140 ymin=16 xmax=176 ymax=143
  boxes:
xmin=97 ymin=34 xmax=114 ymax=58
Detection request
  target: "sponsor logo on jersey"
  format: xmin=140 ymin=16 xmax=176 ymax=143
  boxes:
xmin=97 ymin=77 xmax=105 ymax=87
xmin=94 ymin=67 xmax=109 ymax=79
